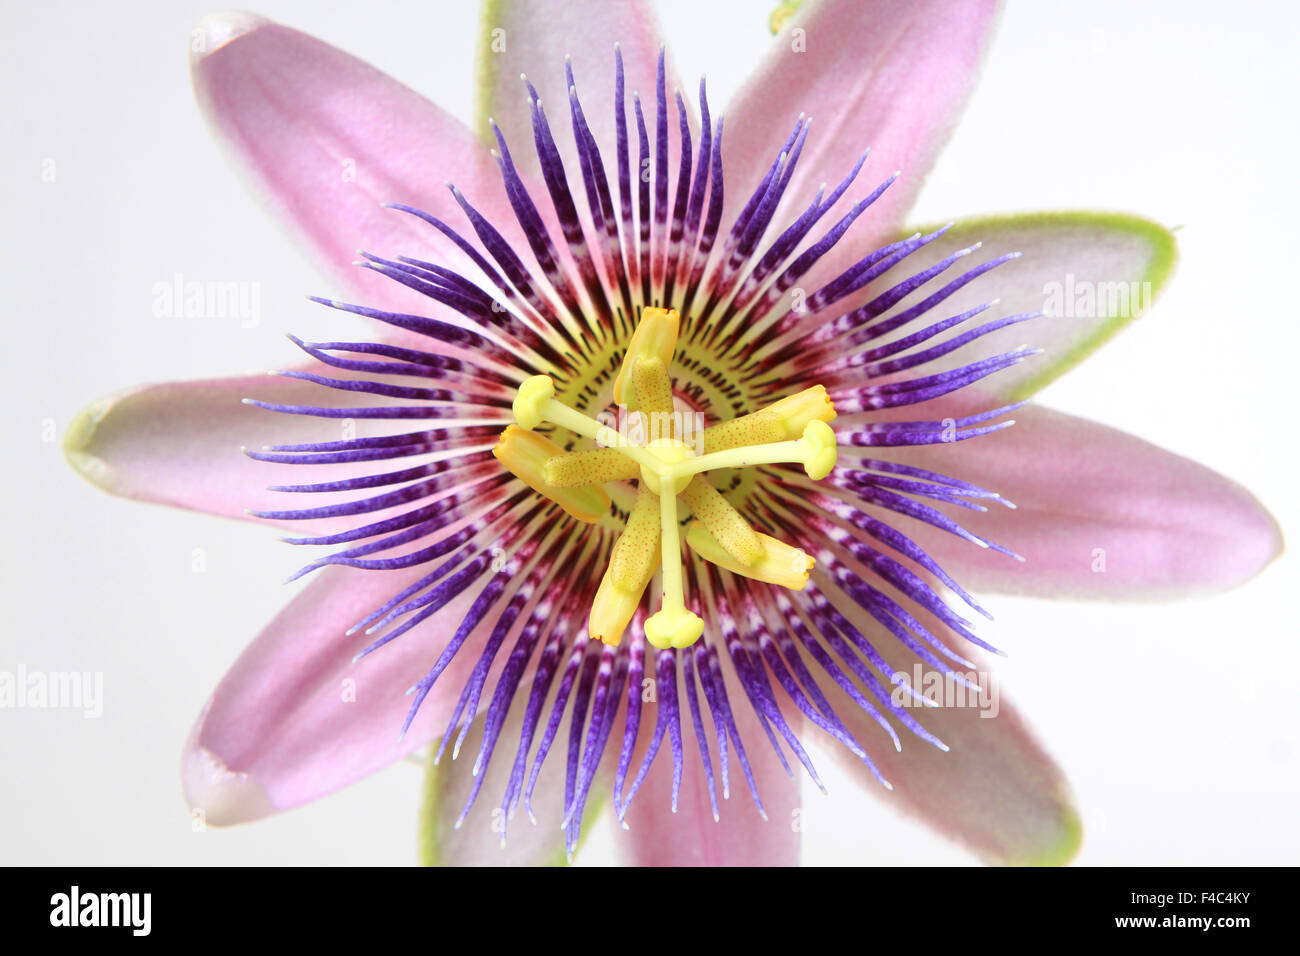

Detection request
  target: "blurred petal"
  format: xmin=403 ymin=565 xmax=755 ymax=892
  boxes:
xmin=191 ymin=12 xmax=516 ymax=313
xmin=62 ymin=368 xmax=437 ymax=525
xmin=893 ymin=211 xmax=1178 ymax=400
xmin=821 ymin=661 xmax=1080 ymax=866
xmin=476 ymin=0 xmax=683 ymax=187
xmin=869 ymin=400 xmax=1283 ymax=599
xmin=617 ymin=696 xmax=801 ymax=866
xmin=723 ymin=0 xmax=1000 ymax=258
xmin=183 ymin=564 xmax=491 ymax=825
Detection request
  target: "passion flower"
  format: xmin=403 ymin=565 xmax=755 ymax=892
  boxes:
xmin=64 ymin=2 xmax=1281 ymax=866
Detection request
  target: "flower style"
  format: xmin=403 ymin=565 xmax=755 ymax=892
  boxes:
xmin=63 ymin=0 xmax=1282 ymax=867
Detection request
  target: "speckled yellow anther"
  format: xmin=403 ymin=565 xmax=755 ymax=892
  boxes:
xmin=492 ymin=426 xmax=610 ymax=523
xmin=613 ymin=307 xmax=678 ymax=408
xmin=681 ymin=477 xmax=763 ymax=567
xmin=491 ymin=307 xmax=840 ymax=650
xmin=686 ymin=523 xmax=815 ymax=590
xmin=590 ymin=486 xmax=659 ymax=646
xmin=543 ymin=447 xmax=639 ymax=487
xmin=700 ymin=384 xmax=836 ymax=453
xmin=630 ymin=356 xmax=675 ymax=415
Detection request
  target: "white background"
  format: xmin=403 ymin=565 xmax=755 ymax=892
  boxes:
xmin=1 ymin=0 xmax=1297 ymax=865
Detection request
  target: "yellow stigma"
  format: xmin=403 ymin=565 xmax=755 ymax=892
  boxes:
xmin=492 ymin=307 xmax=839 ymax=649
xmin=511 ymin=373 xmax=555 ymax=430
xmin=644 ymin=604 xmax=705 ymax=650
xmin=801 ymin=419 xmax=839 ymax=481
xmin=671 ymin=418 xmax=839 ymax=482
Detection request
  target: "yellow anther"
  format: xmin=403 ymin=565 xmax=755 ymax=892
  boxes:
xmin=700 ymin=385 xmax=835 ymax=454
xmin=631 ymin=355 xmax=675 ymax=416
xmin=681 ymin=477 xmax=763 ymax=567
xmin=613 ymin=307 xmax=679 ymax=407
xmin=639 ymin=439 xmax=693 ymax=496
xmin=589 ymin=487 xmax=659 ymax=646
xmin=685 ymin=523 xmax=815 ymax=590
xmin=765 ymin=385 xmax=837 ymax=437
xmin=543 ymin=447 xmax=640 ymax=487
xmin=590 ymin=574 xmax=641 ymax=647
xmin=512 ymin=374 xmax=555 ymax=430
xmin=701 ymin=410 xmax=788 ymax=455
xmin=800 ymin=419 xmax=838 ymax=480
xmin=493 ymin=425 xmax=610 ymax=523
xmin=608 ymin=486 xmax=661 ymax=589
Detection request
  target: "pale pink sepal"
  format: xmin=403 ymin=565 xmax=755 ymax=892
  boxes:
xmin=475 ymin=0 xmax=687 ymax=194
xmin=867 ymin=399 xmax=1284 ymax=599
xmin=820 ymin=659 xmax=1081 ymax=866
xmin=720 ymin=0 xmax=1001 ymax=272
xmin=63 ymin=367 xmax=505 ymax=525
xmin=875 ymin=211 xmax=1179 ymax=401
xmin=617 ymin=694 xmax=801 ymax=866
xmin=420 ymin=704 xmax=592 ymax=867
xmin=190 ymin=12 xmax=522 ymax=316
xmin=182 ymin=564 xmax=495 ymax=825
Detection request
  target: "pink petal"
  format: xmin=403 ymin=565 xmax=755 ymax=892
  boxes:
xmin=419 ymin=704 xmax=575 ymax=866
xmin=868 ymin=399 xmax=1283 ymax=599
xmin=62 ymin=367 xmax=502 ymax=525
xmin=190 ymin=12 xmax=517 ymax=314
xmin=617 ymin=695 xmax=801 ymax=866
xmin=722 ymin=0 xmax=1000 ymax=262
xmin=885 ymin=211 xmax=1179 ymax=401
xmin=182 ymin=564 xmax=492 ymax=825
xmin=476 ymin=0 xmax=683 ymax=189
xmin=820 ymin=652 xmax=1081 ymax=865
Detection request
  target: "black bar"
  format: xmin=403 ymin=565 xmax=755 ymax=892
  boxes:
xmin=3 ymin=865 xmax=1288 ymax=942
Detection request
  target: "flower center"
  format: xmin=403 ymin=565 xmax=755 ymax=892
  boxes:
xmin=638 ymin=439 xmax=694 ymax=497
xmin=492 ymin=306 xmax=838 ymax=649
